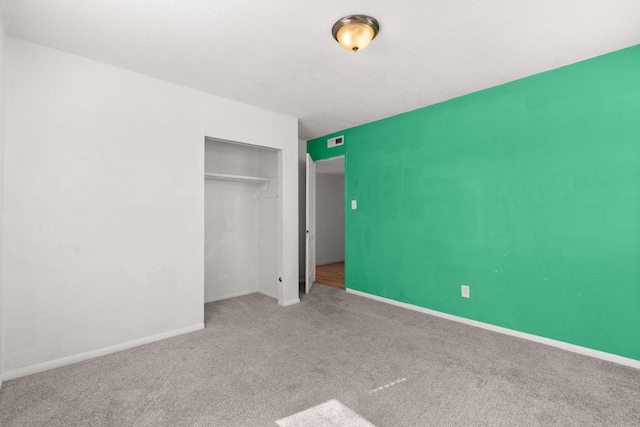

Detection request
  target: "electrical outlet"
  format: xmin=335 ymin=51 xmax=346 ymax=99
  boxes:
xmin=461 ymin=285 xmax=470 ymax=298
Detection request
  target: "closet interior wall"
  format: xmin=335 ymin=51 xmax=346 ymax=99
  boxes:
xmin=204 ymin=139 xmax=278 ymax=302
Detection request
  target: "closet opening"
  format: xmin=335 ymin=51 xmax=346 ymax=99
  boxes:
xmin=204 ymin=138 xmax=280 ymax=304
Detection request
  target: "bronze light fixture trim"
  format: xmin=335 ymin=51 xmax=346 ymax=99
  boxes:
xmin=332 ymin=15 xmax=380 ymax=52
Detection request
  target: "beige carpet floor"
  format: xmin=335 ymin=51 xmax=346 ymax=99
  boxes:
xmin=1 ymin=284 xmax=639 ymax=426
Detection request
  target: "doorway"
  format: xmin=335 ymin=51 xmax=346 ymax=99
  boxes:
xmin=316 ymin=262 xmax=345 ymax=289
xmin=306 ymin=156 xmax=345 ymax=291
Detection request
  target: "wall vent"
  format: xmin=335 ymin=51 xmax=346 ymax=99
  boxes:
xmin=327 ymin=135 xmax=344 ymax=148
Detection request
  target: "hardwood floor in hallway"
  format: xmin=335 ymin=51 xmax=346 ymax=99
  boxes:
xmin=316 ymin=262 xmax=345 ymax=289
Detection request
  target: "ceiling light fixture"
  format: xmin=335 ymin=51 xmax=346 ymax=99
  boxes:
xmin=331 ymin=15 xmax=380 ymax=52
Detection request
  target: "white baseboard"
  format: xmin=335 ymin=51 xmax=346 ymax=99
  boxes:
xmin=346 ymin=289 xmax=640 ymax=370
xmin=204 ymin=289 xmax=297 ymax=307
xmin=204 ymin=290 xmax=257 ymax=303
xmin=279 ymin=297 xmax=300 ymax=307
xmin=258 ymin=290 xmax=278 ymax=300
xmin=204 ymin=290 xmax=279 ymax=304
xmin=2 ymin=323 xmax=204 ymax=381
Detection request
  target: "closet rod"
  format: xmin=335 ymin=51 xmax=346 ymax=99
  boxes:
xmin=204 ymin=172 xmax=270 ymax=183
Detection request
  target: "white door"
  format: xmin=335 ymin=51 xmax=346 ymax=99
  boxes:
xmin=305 ymin=153 xmax=316 ymax=293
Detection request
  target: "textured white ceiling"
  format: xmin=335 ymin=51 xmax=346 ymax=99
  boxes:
xmin=1 ymin=1 xmax=639 ymax=140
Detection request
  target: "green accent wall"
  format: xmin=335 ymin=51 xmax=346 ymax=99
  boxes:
xmin=308 ymin=45 xmax=640 ymax=361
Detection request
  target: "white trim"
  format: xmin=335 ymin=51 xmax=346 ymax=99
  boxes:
xmin=346 ymin=289 xmax=640 ymax=370
xmin=204 ymin=172 xmax=269 ymax=183
xmin=279 ymin=297 xmax=300 ymax=307
xmin=258 ymin=290 xmax=278 ymax=300
xmin=205 ymin=290 xmax=280 ymax=303
xmin=2 ymin=323 xmax=204 ymax=381
xmin=204 ymin=290 xmax=257 ymax=303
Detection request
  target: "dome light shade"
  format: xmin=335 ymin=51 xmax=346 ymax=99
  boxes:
xmin=332 ymin=15 xmax=379 ymax=52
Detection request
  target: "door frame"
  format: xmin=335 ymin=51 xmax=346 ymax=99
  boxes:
xmin=305 ymin=154 xmax=346 ymax=293
xmin=305 ymin=153 xmax=316 ymax=293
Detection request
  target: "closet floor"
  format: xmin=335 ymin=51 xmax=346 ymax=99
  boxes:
xmin=316 ymin=262 xmax=345 ymax=289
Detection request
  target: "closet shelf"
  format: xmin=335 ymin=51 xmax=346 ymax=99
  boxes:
xmin=204 ymin=173 xmax=270 ymax=183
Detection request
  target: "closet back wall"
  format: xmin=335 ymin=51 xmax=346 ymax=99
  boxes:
xmin=205 ymin=141 xmax=261 ymax=302
xmin=256 ymin=149 xmax=279 ymax=299
xmin=204 ymin=140 xmax=278 ymax=302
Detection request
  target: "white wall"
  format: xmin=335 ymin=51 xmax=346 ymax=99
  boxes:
xmin=204 ymin=141 xmax=261 ymax=302
xmin=316 ymin=174 xmax=345 ymax=265
xmin=2 ymin=38 xmax=298 ymax=379
xmin=0 ymin=13 xmax=6 ymax=391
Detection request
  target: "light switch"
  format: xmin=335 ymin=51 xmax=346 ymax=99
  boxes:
xmin=461 ymin=285 xmax=470 ymax=298
xmin=351 ymin=200 xmax=357 ymax=210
